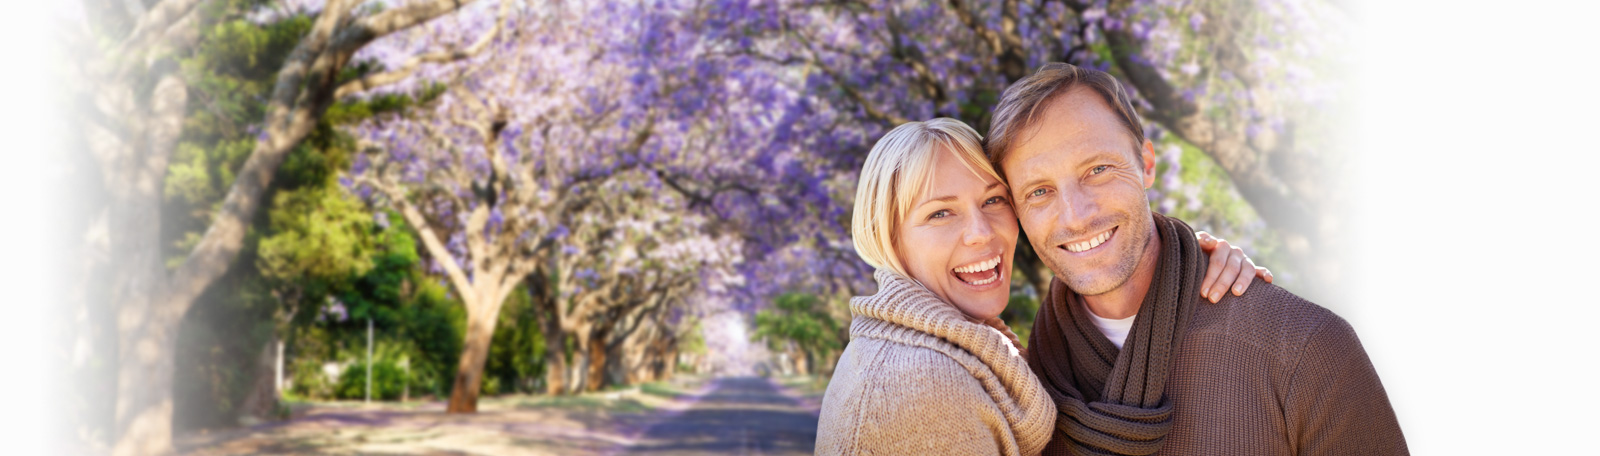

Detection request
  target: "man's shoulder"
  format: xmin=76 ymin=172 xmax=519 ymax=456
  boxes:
xmin=1187 ymin=282 xmax=1355 ymax=359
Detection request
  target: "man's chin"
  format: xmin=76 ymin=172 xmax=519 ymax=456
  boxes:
xmin=1041 ymin=256 xmax=1132 ymax=296
xmin=1058 ymin=273 xmax=1128 ymax=297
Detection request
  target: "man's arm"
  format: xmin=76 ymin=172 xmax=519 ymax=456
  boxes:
xmin=1283 ymin=316 xmax=1409 ymax=455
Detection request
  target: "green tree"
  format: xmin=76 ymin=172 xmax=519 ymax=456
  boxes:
xmin=73 ymin=0 xmax=487 ymax=451
xmin=752 ymin=293 xmax=845 ymax=376
xmin=153 ymin=1 xmax=449 ymax=432
xmin=485 ymin=286 xmax=546 ymax=395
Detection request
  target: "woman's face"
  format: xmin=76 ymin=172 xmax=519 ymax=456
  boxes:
xmin=896 ymin=149 xmax=1018 ymax=321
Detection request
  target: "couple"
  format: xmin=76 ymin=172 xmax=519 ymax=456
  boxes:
xmin=815 ymin=63 xmax=1407 ymax=455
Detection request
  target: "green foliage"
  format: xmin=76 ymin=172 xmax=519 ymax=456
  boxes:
xmin=172 ymin=246 xmax=278 ymax=432
xmin=163 ymin=6 xmax=429 ymax=269
xmin=335 ymin=359 xmax=410 ymax=401
xmin=257 ymin=187 xmax=375 ymax=286
xmin=286 ymin=223 xmax=467 ymax=401
xmin=151 ymin=3 xmax=536 ymax=434
xmin=287 ymin=343 xmax=336 ymax=399
xmin=1150 ymin=137 xmax=1285 ymax=278
xmin=323 ymin=82 xmax=448 ymax=125
xmin=679 ymin=319 xmax=707 ymax=355
xmin=393 ymin=280 xmax=465 ymax=398
xmin=676 ymin=320 xmax=705 ymax=373
xmin=752 ymin=293 xmax=844 ymax=371
xmin=485 ymin=285 xmax=547 ymax=395
xmin=959 ymin=87 xmax=1001 ymax=127
xmin=1000 ymin=293 xmax=1040 ymax=348
xmin=165 ymin=13 xmax=314 ymax=260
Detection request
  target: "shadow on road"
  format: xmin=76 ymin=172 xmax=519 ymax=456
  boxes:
xmin=618 ymin=376 xmax=818 ymax=456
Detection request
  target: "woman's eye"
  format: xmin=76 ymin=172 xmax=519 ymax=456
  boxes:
xmin=1091 ymin=165 xmax=1109 ymax=175
xmin=929 ymin=209 xmax=952 ymax=219
xmin=985 ymin=196 xmax=1007 ymax=206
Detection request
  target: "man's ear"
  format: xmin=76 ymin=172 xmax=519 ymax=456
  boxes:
xmin=1140 ymin=139 xmax=1157 ymax=189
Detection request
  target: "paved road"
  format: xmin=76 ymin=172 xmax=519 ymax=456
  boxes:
xmin=618 ymin=376 xmax=819 ymax=455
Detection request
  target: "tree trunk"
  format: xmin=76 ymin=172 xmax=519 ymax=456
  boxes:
xmin=446 ymin=308 xmax=500 ymax=413
xmin=111 ymin=293 xmax=178 ymax=456
xmin=238 ymin=334 xmax=281 ymax=424
xmin=568 ymin=335 xmax=591 ymax=394
xmin=531 ymin=283 xmax=571 ymax=395
xmin=584 ymin=332 xmax=608 ymax=392
xmin=540 ymin=321 xmax=568 ymax=395
xmin=660 ymin=340 xmax=678 ymax=380
xmin=107 ymin=73 xmax=187 ymax=456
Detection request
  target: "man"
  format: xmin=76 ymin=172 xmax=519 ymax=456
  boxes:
xmin=986 ymin=62 xmax=1407 ymax=455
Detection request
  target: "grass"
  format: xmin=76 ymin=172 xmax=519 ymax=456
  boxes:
xmin=638 ymin=380 xmax=697 ymax=400
xmin=773 ymin=374 xmax=831 ymax=399
xmin=273 ymin=374 xmax=716 ymax=418
xmin=501 ymin=394 xmax=653 ymax=414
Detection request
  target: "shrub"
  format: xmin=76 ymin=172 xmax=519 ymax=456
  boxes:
xmin=335 ymin=359 xmax=409 ymax=400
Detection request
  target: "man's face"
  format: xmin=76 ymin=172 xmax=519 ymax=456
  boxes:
xmin=999 ymin=87 xmax=1157 ymax=296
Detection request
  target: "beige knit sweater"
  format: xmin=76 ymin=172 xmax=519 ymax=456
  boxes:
xmin=815 ymin=269 xmax=1055 ymax=456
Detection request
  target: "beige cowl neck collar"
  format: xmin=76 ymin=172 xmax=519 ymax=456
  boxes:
xmin=849 ymin=269 xmax=1056 ymax=455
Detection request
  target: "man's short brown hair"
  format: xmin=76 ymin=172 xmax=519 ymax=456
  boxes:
xmin=985 ymin=63 xmax=1147 ymax=170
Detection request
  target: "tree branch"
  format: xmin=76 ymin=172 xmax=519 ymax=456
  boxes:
xmin=334 ymin=0 xmax=512 ymax=99
xmin=788 ymin=22 xmax=909 ymax=126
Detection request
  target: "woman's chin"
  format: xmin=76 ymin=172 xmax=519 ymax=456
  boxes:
xmin=951 ymin=285 xmax=1011 ymax=321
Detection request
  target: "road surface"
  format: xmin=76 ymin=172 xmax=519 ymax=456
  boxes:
xmin=618 ymin=376 xmax=819 ymax=455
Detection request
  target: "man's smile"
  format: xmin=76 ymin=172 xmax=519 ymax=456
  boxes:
xmin=1062 ymin=227 xmax=1116 ymax=253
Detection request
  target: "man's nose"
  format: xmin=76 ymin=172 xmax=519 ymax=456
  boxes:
xmin=1055 ymin=188 xmax=1094 ymax=231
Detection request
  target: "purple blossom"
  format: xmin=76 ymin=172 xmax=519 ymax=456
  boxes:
xmin=320 ymin=297 xmax=349 ymax=323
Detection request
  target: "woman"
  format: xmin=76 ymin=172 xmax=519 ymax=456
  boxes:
xmin=814 ymin=118 xmax=1266 ymax=455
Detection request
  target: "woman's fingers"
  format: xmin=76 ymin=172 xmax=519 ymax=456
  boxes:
xmin=1229 ymin=254 xmax=1258 ymax=296
xmin=1211 ymin=244 xmax=1245 ymax=302
xmin=1200 ymin=238 xmax=1231 ymax=300
xmin=1195 ymin=231 xmax=1217 ymax=251
xmin=1257 ymin=266 xmax=1274 ymax=284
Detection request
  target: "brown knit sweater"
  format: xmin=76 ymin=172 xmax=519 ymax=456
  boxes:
xmin=1154 ymin=282 xmax=1408 ymax=454
xmin=1031 ymin=218 xmax=1408 ymax=454
xmin=816 ymin=269 xmax=1056 ymax=455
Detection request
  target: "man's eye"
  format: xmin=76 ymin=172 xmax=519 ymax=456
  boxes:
xmin=1029 ymin=188 xmax=1048 ymax=198
xmin=1091 ymin=165 xmax=1109 ymax=175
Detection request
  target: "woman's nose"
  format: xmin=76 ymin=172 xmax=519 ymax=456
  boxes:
xmin=963 ymin=214 xmax=995 ymax=245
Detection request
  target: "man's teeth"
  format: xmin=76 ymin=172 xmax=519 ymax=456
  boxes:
xmin=953 ymin=256 xmax=1002 ymax=274
xmin=1065 ymin=230 xmax=1113 ymax=253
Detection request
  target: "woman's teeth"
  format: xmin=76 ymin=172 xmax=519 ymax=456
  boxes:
xmin=966 ymin=273 xmax=999 ymax=286
xmin=953 ymin=256 xmax=1001 ymax=274
xmin=1065 ymin=229 xmax=1113 ymax=253
xmin=953 ymin=256 xmax=1002 ymax=286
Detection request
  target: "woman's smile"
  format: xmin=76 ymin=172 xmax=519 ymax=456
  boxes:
xmin=952 ymin=254 xmax=1004 ymax=287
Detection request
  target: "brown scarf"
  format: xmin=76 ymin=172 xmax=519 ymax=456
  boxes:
xmin=1024 ymin=213 xmax=1206 ymax=455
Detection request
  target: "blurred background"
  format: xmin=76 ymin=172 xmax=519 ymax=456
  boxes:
xmin=2 ymin=0 xmax=1595 ymax=454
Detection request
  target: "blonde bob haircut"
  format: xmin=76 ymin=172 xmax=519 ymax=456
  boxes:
xmin=852 ymin=118 xmax=1001 ymax=278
